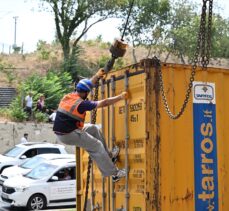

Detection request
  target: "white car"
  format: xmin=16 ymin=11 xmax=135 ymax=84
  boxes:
xmin=0 ymin=142 xmax=67 ymax=175
xmin=1 ymin=158 xmax=76 ymax=210
xmin=0 ymin=153 xmax=75 ymax=185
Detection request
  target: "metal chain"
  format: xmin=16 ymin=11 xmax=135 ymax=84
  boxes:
xmin=83 ymin=80 xmax=100 ymax=211
xmin=206 ymin=0 xmax=213 ymax=67
xmin=201 ymin=0 xmax=207 ymax=68
xmin=158 ymin=0 xmax=213 ymax=119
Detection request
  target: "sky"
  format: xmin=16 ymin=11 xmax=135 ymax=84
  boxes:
xmin=0 ymin=0 xmax=228 ymax=53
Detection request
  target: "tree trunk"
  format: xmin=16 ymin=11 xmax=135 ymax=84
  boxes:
xmin=132 ymin=41 xmax=137 ymax=63
xmin=180 ymin=52 xmax=185 ymax=64
xmin=132 ymin=48 xmax=137 ymax=63
xmin=146 ymin=46 xmax=152 ymax=58
xmin=164 ymin=51 xmax=171 ymax=63
xmin=63 ymin=44 xmax=70 ymax=62
xmin=61 ymin=38 xmax=71 ymax=72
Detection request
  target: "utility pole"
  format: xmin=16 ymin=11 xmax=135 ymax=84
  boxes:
xmin=13 ymin=16 xmax=18 ymax=48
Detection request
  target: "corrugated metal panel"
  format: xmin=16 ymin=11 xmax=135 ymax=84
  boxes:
xmin=78 ymin=59 xmax=229 ymax=211
xmin=0 ymin=87 xmax=16 ymax=107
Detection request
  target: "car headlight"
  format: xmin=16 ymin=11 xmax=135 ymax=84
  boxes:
xmin=15 ymin=186 xmax=28 ymax=192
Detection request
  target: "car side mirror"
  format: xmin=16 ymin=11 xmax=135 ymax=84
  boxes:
xmin=50 ymin=176 xmax=58 ymax=182
xmin=20 ymin=155 xmax=27 ymax=159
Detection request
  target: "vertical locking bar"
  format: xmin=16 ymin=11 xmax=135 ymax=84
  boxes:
xmin=111 ymin=76 xmax=116 ymax=211
xmin=90 ymin=92 xmax=95 ymax=210
xmin=91 ymin=163 xmax=95 ymax=210
xmin=101 ymin=80 xmax=106 ymax=211
xmin=76 ymin=147 xmax=82 ymax=211
xmin=124 ymin=71 xmax=130 ymax=211
xmin=107 ymin=81 xmax=111 ymax=211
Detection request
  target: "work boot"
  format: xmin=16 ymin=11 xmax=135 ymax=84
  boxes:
xmin=110 ymin=145 xmax=120 ymax=163
xmin=112 ymin=169 xmax=126 ymax=183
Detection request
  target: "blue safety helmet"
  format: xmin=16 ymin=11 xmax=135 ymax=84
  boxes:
xmin=76 ymin=79 xmax=94 ymax=93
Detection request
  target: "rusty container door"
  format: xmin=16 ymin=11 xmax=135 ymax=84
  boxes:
xmin=78 ymin=59 xmax=229 ymax=211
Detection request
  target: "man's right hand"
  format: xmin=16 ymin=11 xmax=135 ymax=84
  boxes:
xmin=120 ymin=92 xmax=128 ymax=100
xmin=96 ymin=91 xmax=129 ymax=108
xmin=96 ymin=68 xmax=106 ymax=78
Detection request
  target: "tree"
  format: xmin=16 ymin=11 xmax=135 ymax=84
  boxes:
xmin=164 ymin=0 xmax=229 ymax=63
xmin=211 ymin=15 xmax=229 ymax=58
xmin=118 ymin=0 xmax=170 ymax=62
xmin=162 ymin=0 xmax=198 ymax=63
xmin=41 ymin=0 xmax=127 ymax=76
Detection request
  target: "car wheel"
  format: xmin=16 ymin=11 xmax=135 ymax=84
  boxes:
xmin=27 ymin=194 xmax=47 ymax=210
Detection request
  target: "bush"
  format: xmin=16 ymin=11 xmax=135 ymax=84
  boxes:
xmin=37 ymin=40 xmax=50 ymax=60
xmin=99 ymin=42 xmax=109 ymax=49
xmin=21 ymin=71 xmax=72 ymax=110
xmin=97 ymin=55 xmax=110 ymax=68
xmin=9 ymin=98 xmax=28 ymax=122
xmin=96 ymin=55 xmax=126 ymax=70
xmin=95 ymin=35 xmax=103 ymax=43
xmin=85 ymin=40 xmax=96 ymax=47
xmin=0 ymin=108 xmax=11 ymax=119
xmin=6 ymin=70 xmax=73 ymax=122
xmin=114 ymin=58 xmax=126 ymax=70
xmin=0 ymin=61 xmax=17 ymax=85
xmin=34 ymin=112 xmax=48 ymax=123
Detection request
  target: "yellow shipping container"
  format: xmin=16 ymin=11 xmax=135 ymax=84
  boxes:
xmin=76 ymin=58 xmax=229 ymax=211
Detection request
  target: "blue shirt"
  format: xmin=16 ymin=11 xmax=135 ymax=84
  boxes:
xmin=77 ymin=100 xmax=98 ymax=114
xmin=53 ymin=100 xmax=98 ymax=133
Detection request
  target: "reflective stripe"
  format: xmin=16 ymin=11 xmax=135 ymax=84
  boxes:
xmin=58 ymin=108 xmax=84 ymax=122
xmin=80 ymin=80 xmax=92 ymax=91
xmin=69 ymin=98 xmax=83 ymax=113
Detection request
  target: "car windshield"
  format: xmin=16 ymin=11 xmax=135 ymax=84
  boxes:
xmin=25 ymin=163 xmax=57 ymax=180
xmin=20 ymin=157 xmax=45 ymax=169
xmin=3 ymin=146 xmax=25 ymax=158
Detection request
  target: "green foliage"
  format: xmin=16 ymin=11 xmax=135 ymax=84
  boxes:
xmin=21 ymin=71 xmax=72 ymax=110
xmin=9 ymin=97 xmax=28 ymax=122
xmin=114 ymin=58 xmax=126 ymax=70
xmin=119 ymin=0 xmax=170 ymax=47
xmin=0 ymin=61 xmax=17 ymax=84
xmin=95 ymin=35 xmax=103 ymax=43
xmin=41 ymin=0 xmax=130 ymax=73
xmin=61 ymin=45 xmax=93 ymax=80
xmin=2 ymin=69 xmax=17 ymax=84
xmin=37 ymin=40 xmax=50 ymax=60
xmin=5 ymin=70 xmax=72 ymax=122
xmin=97 ymin=55 xmax=110 ymax=68
xmin=96 ymin=55 xmax=125 ymax=70
xmin=0 ymin=108 xmax=11 ymax=119
xmin=163 ymin=0 xmax=229 ymax=61
xmin=0 ymin=97 xmax=27 ymax=122
xmin=62 ymin=45 xmax=82 ymax=80
xmin=99 ymin=42 xmax=109 ymax=49
xmin=34 ymin=112 xmax=48 ymax=123
xmin=211 ymin=15 xmax=229 ymax=58
xmin=85 ymin=40 xmax=96 ymax=47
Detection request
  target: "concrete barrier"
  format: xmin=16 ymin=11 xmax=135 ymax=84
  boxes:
xmin=0 ymin=121 xmax=75 ymax=154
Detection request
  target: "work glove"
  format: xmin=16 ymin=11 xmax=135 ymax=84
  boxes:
xmin=120 ymin=91 xmax=129 ymax=100
xmin=96 ymin=68 xmax=106 ymax=78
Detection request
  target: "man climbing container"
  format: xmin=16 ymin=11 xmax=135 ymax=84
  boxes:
xmin=53 ymin=69 xmax=127 ymax=182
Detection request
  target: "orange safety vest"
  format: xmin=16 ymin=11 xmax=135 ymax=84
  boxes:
xmin=57 ymin=93 xmax=86 ymax=129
